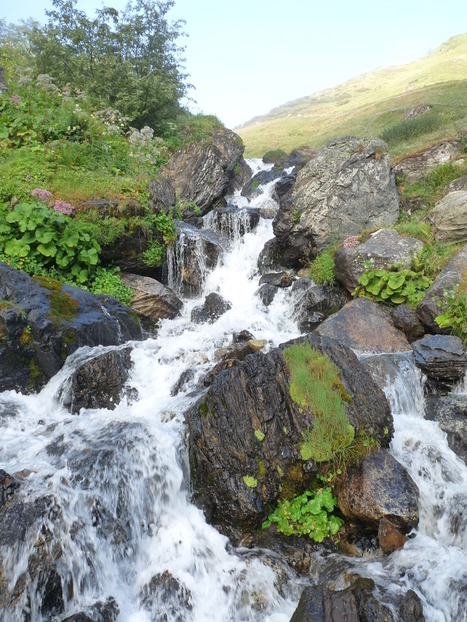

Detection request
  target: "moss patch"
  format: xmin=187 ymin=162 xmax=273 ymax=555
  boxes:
xmin=34 ymin=276 xmax=79 ymax=324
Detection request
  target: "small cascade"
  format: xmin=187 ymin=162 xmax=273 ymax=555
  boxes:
xmin=203 ymin=205 xmax=260 ymax=242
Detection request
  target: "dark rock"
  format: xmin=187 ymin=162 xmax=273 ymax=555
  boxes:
xmin=316 ymin=298 xmax=411 ymax=353
xmin=292 ymin=277 xmax=350 ymax=332
xmin=58 ymin=347 xmax=135 ymax=414
xmin=336 ymin=450 xmax=419 ymax=532
xmin=272 ymin=137 xmax=399 ymax=267
xmin=140 ymin=570 xmax=192 ymax=622
xmin=333 ymin=228 xmax=423 ymax=294
xmin=0 ymin=263 xmax=142 ymax=394
xmin=258 ymin=283 xmax=278 ymax=306
xmin=0 ymin=470 xmax=20 ymax=507
xmin=191 ymin=292 xmax=232 ymax=324
xmin=152 ymin=128 xmax=245 ymax=216
xmin=273 ymin=173 xmax=297 ymax=199
xmin=390 ymin=304 xmax=425 ymax=342
xmin=257 ymin=238 xmax=285 ymax=274
xmin=61 ymin=597 xmax=119 ymax=622
xmin=289 ymin=578 xmax=394 ymax=622
xmin=412 ymin=334 xmax=467 ymax=393
xmin=233 ymin=330 xmax=255 ymax=343
xmin=241 ymin=168 xmax=283 ymax=200
xmin=121 ymin=272 xmax=183 ymax=328
xmin=430 ymin=395 xmax=467 ymax=464
xmin=416 ymin=245 xmax=467 ymax=331
xmin=147 ymin=177 xmax=177 ymax=214
xmin=168 ymin=222 xmax=223 ymax=297
xmin=186 ymin=332 xmax=392 ymax=537
xmin=171 ymin=368 xmax=197 ymax=396
xmin=259 ymin=272 xmax=295 ymax=287
xmin=205 ymin=205 xmax=260 ymax=239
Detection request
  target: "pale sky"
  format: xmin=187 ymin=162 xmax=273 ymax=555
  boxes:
xmin=2 ymin=0 xmax=467 ymax=129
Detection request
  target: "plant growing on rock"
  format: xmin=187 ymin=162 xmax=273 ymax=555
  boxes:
xmin=353 ymin=265 xmax=432 ymax=307
xmin=309 ymin=249 xmax=335 ymax=285
xmin=435 ymin=271 xmax=467 ymax=343
xmin=262 ymin=486 xmax=343 ymax=542
xmin=283 ymin=342 xmax=354 ymax=463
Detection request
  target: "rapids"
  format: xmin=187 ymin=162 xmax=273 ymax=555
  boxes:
xmin=0 ymin=161 xmax=466 ymax=621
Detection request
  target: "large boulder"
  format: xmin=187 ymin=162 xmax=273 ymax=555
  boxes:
xmin=149 ymin=128 xmax=245 ymax=216
xmin=0 ymin=263 xmax=142 ymax=393
xmin=336 ymin=450 xmax=419 ymax=533
xmin=58 ymin=346 xmax=136 ymax=414
xmin=334 ymin=228 xmax=423 ymax=294
xmin=416 ymin=245 xmax=467 ymax=331
xmin=316 ymin=298 xmax=411 ymax=353
xmin=120 ymin=273 xmax=183 ymax=329
xmin=394 ymin=140 xmax=461 ymax=183
xmin=429 ymin=190 xmax=467 ymax=243
xmin=412 ymin=335 xmax=467 ymax=393
xmin=428 ymin=395 xmax=467 ymax=464
xmin=272 ymin=137 xmax=399 ymax=267
xmin=185 ymin=333 xmax=393 ymax=537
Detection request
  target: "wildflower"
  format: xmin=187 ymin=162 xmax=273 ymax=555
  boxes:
xmin=53 ymin=199 xmax=75 ymax=216
xmin=32 ymin=188 xmax=53 ymax=203
xmin=343 ymin=235 xmax=360 ymax=249
xmin=10 ymin=95 xmax=22 ymax=105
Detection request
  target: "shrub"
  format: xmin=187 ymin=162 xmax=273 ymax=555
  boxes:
xmin=353 ymin=265 xmax=432 ymax=307
xmin=309 ymin=249 xmax=335 ymax=285
xmin=283 ymin=342 xmax=354 ymax=463
xmin=262 ymin=486 xmax=343 ymax=542
xmin=435 ymin=271 xmax=467 ymax=343
xmin=380 ymin=109 xmax=442 ymax=147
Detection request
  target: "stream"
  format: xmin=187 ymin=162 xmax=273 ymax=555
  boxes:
xmin=0 ymin=161 xmax=466 ymax=621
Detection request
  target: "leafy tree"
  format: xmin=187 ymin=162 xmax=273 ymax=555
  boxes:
xmin=28 ymin=0 xmax=188 ymax=133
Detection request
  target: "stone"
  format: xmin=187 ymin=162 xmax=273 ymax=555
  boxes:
xmin=334 ymin=228 xmax=423 ymax=294
xmin=292 ymin=278 xmax=350 ymax=332
xmin=186 ymin=333 xmax=392 ymax=537
xmin=412 ymin=334 xmax=467 ymax=393
xmin=416 ymin=245 xmax=467 ymax=331
xmin=191 ymin=292 xmax=232 ymax=324
xmin=58 ymin=347 xmax=136 ymax=414
xmin=378 ymin=516 xmax=409 ymax=553
xmin=205 ymin=205 xmax=260 ymax=239
xmin=0 ymin=263 xmax=142 ymax=394
xmin=429 ymin=395 xmax=467 ymax=464
xmin=61 ymin=597 xmax=119 ymax=622
xmin=272 ymin=137 xmax=399 ymax=267
xmin=394 ymin=140 xmax=461 ymax=183
xmin=316 ymin=298 xmax=411 ymax=353
xmin=120 ymin=273 xmax=183 ymax=328
xmin=336 ymin=450 xmax=419 ymax=532
xmin=430 ymin=190 xmax=467 ymax=243
xmin=390 ymin=304 xmax=425 ymax=342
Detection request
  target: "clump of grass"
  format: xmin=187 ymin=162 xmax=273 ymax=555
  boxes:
xmin=309 ymin=249 xmax=335 ymax=285
xmin=283 ymin=342 xmax=354 ymax=463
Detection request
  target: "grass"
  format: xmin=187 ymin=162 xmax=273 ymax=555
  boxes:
xmin=237 ymin=34 xmax=467 ymax=157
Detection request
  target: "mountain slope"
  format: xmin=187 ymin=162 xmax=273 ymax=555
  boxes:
xmin=237 ymin=34 xmax=467 ymax=158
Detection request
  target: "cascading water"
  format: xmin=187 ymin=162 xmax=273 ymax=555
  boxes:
xmin=1 ymin=161 xmax=466 ymax=622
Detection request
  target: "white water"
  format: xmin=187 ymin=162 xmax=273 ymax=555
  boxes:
xmin=1 ymin=165 xmax=467 ymax=621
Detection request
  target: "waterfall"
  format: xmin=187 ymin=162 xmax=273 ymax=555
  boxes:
xmin=1 ymin=161 xmax=466 ymax=621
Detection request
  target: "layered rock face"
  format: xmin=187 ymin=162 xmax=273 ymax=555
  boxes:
xmin=272 ymin=137 xmax=399 ymax=266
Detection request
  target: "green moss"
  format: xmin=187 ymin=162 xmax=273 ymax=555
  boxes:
xmin=19 ymin=326 xmax=33 ymax=346
xmin=257 ymin=460 xmax=267 ymax=479
xmin=28 ymin=357 xmax=45 ymax=391
xmin=34 ymin=276 xmax=79 ymax=324
xmin=198 ymin=398 xmax=209 ymax=418
xmin=283 ymin=342 xmax=355 ymax=463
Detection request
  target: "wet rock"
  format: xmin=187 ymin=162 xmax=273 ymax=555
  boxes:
xmin=292 ymin=277 xmax=350 ymax=332
xmin=0 ymin=470 xmax=20 ymax=507
xmin=140 ymin=571 xmax=192 ymax=622
xmin=205 ymin=205 xmax=260 ymax=238
xmin=120 ymin=273 xmax=183 ymax=328
xmin=241 ymin=168 xmax=283 ymax=200
xmin=257 ymin=237 xmax=285 ymax=274
xmin=186 ymin=332 xmax=392 ymax=537
xmin=390 ymin=304 xmax=425 ymax=342
xmin=0 ymin=263 xmax=142 ymax=394
xmin=429 ymin=394 xmax=467 ymax=464
xmin=378 ymin=516 xmax=409 ymax=553
xmin=61 ymin=597 xmax=119 ymax=622
xmin=336 ymin=450 xmax=419 ymax=533
xmin=259 ymin=272 xmax=295 ymax=287
xmin=334 ymin=228 xmax=423 ymax=294
xmin=429 ymin=190 xmax=467 ymax=243
xmin=416 ymin=245 xmax=467 ymax=331
xmin=191 ymin=292 xmax=232 ymax=324
xmin=272 ymin=137 xmax=399 ymax=267
xmin=258 ymin=283 xmax=278 ymax=306
xmin=59 ymin=347 xmax=136 ymax=414
xmin=337 ymin=522 xmax=380 ymax=558
xmin=412 ymin=334 xmax=467 ymax=393
xmin=233 ymin=330 xmax=255 ymax=343
xmin=289 ymin=577 xmax=395 ymax=622
xmin=316 ymin=298 xmax=411 ymax=353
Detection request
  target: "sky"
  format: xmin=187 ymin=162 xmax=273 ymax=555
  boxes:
xmin=2 ymin=0 xmax=467 ymax=129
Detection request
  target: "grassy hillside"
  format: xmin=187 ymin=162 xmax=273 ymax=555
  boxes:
xmin=237 ymin=34 xmax=467 ymax=158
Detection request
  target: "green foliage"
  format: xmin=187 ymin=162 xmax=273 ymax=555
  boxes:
xmin=254 ymin=429 xmax=265 ymax=442
xmin=243 ymin=475 xmax=258 ymax=488
xmin=435 ymin=273 xmax=467 ymax=343
xmin=353 ymin=265 xmax=432 ymax=307
xmin=262 ymin=486 xmax=343 ymax=542
xmin=0 ymin=202 xmax=100 ymax=284
xmin=380 ymin=108 xmax=442 ymax=147
xmin=283 ymin=343 xmax=354 ymax=463
xmin=401 ymin=161 xmax=467 ymax=207
xmin=89 ymin=267 xmax=134 ymax=306
xmin=309 ymin=249 xmax=335 ymax=285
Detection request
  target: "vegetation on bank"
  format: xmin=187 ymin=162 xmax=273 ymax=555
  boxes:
xmin=0 ymin=2 xmax=223 ymax=302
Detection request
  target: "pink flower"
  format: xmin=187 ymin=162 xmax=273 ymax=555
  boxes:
xmin=343 ymin=235 xmax=360 ymax=249
xmin=53 ymin=199 xmax=75 ymax=216
xmin=10 ymin=95 xmax=22 ymax=105
xmin=32 ymin=188 xmax=53 ymax=203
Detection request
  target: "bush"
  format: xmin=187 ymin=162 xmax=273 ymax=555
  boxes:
xmin=309 ymin=249 xmax=335 ymax=285
xmin=380 ymin=109 xmax=442 ymax=147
